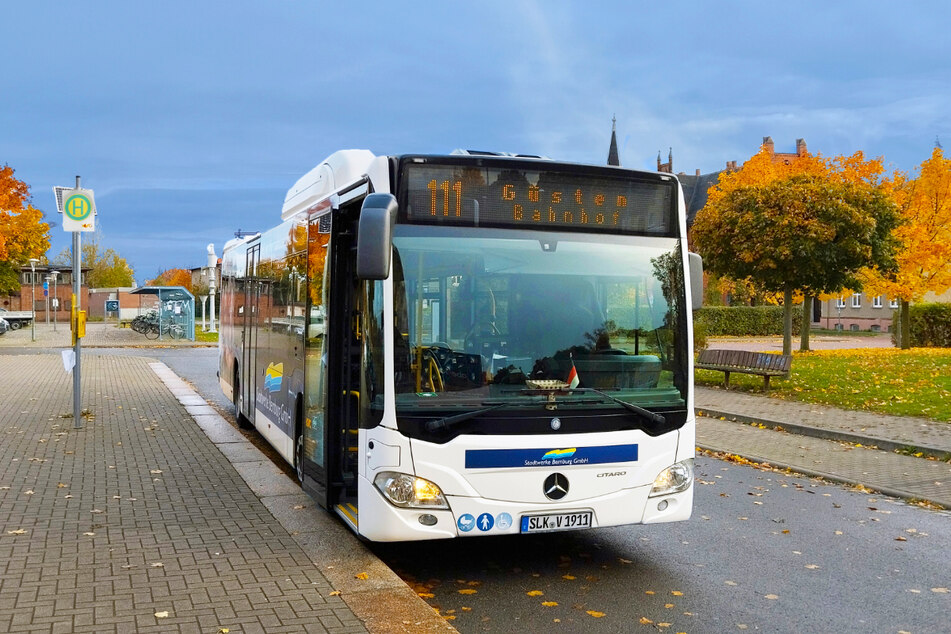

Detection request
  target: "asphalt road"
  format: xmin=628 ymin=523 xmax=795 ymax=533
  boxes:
xmin=19 ymin=346 xmax=948 ymax=633
xmin=373 ymin=459 xmax=951 ymax=633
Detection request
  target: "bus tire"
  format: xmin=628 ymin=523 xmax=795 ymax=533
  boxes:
xmin=233 ymin=369 xmax=252 ymax=429
xmin=294 ymin=396 xmax=304 ymax=485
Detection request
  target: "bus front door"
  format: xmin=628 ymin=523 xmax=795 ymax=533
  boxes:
xmin=303 ymin=215 xmax=331 ymax=509
xmin=327 ymin=208 xmax=362 ymax=525
xmin=242 ymin=244 xmax=261 ymax=423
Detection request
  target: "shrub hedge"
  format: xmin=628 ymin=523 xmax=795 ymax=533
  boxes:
xmin=694 ymin=305 xmax=801 ymax=337
xmin=896 ymin=303 xmax=951 ymax=348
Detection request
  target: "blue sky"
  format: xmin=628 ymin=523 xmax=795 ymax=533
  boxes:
xmin=3 ymin=1 xmax=950 ymax=282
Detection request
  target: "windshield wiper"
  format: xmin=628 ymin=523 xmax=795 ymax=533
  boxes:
xmin=424 ymin=403 xmax=507 ymax=433
xmin=571 ymin=388 xmax=666 ymax=425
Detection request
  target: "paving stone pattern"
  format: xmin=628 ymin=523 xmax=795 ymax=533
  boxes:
xmin=697 ymin=417 xmax=951 ymax=508
xmin=0 ymin=355 xmax=366 ymax=633
xmin=0 ymin=322 xmax=205 ymax=348
xmin=697 ymin=386 xmax=951 ymax=454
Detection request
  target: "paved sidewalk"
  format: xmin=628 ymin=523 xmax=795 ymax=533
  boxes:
xmin=696 ymin=386 xmax=951 ymax=457
xmin=0 ymin=322 xmax=208 ymax=348
xmin=0 ymin=354 xmax=451 ymax=633
xmin=696 ymin=386 xmax=951 ymax=508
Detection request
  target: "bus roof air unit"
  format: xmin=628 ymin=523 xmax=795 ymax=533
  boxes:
xmin=281 ymin=149 xmax=378 ymax=220
xmin=450 ymin=149 xmax=548 ymax=159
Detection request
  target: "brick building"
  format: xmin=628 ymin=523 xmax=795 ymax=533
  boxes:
xmin=1 ymin=265 xmax=90 ymax=324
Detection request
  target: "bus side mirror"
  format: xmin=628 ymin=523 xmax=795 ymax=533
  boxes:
xmin=688 ymin=252 xmax=703 ymax=308
xmin=357 ymin=193 xmax=398 ymax=280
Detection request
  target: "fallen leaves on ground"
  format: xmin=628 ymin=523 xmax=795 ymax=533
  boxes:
xmin=526 ymin=590 xmax=544 ymax=597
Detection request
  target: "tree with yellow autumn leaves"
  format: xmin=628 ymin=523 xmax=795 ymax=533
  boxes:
xmin=147 ymin=268 xmax=194 ymax=289
xmin=0 ymin=165 xmax=51 ymax=294
xmin=860 ymin=147 xmax=951 ymax=348
xmin=692 ymin=146 xmax=899 ymax=354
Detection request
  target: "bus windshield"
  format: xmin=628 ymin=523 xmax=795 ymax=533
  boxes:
xmin=391 ymin=225 xmax=689 ymax=430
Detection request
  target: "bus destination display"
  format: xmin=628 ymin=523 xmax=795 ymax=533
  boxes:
xmin=401 ymin=162 xmax=676 ymax=236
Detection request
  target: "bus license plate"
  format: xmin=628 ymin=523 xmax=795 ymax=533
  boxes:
xmin=520 ymin=511 xmax=592 ymax=533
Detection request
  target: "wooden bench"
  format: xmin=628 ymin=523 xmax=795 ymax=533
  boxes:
xmin=695 ymin=349 xmax=792 ymax=391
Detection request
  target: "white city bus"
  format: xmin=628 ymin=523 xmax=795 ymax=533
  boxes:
xmin=219 ymin=149 xmax=703 ymax=541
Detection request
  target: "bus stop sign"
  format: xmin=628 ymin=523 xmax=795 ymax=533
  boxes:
xmin=61 ymin=188 xmax=97 ymax=232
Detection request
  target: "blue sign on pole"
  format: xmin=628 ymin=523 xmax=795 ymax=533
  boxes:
xmin=105 ymin=300 xmax=120 ymax=312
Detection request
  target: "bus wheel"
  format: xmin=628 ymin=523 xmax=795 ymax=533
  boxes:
xmin=233 ymin=370 xmax=252 ymax=429
xmin=295 ymin=433 xmax=304 ymax=485
xmin=294 ymin=398 xmax=304 ymax=485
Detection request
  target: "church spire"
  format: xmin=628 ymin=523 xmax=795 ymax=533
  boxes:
xmin=607 ymin=115 xmax=620 ymax=166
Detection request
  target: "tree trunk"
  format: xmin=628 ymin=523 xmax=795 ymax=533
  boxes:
xmin=783 ymin=286 xmax=793 ymax=356
xmin=800 ymin=295 xmax=812 ymax=352
xmin=900 ymin=299 xmax=911 ymax=349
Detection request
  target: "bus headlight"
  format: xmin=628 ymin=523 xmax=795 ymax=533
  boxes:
xmin=649 ymin=459 xmax=693 ymax=497
xmin=374 ymin=472 xmax=449 ymax=509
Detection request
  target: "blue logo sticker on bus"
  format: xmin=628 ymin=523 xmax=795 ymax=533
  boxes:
xmin=476 ymin=513 xmax=494 ymax=532
xmin=264 ymin=363 xmax=283 ymax=392
xmin=465 ymin=444 xmax=638 ymax=469
xmin=457 ymin=513 xmax=475 ymax=532
xmin=496 ymin=513 xmax=513 ymax=530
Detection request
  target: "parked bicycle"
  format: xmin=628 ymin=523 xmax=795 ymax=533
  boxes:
xmin=143 ymin=321 xmax=186 ymax=340
xmin=131 ymin=310 xmax=159 ymax=334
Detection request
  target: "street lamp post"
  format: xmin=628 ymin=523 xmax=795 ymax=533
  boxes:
xmin=29 ymin=258 xmax=39 ymax=342
xmin=45 ymin=276 xmax=52 ymax=326
xmin=207 ymin=243 xmax=217 ymax=333
xmin=49 ymin=271 xmax=60 ymax=331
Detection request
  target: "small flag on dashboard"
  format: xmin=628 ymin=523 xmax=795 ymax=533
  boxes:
xmin=567 ymin=356 xmax=580 ymax=389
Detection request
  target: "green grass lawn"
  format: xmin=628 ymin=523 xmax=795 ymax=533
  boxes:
xmin=194 ymin=329 xmax=219 ymax=343
xmin=695 ymin=348 xmax=951 ymax=421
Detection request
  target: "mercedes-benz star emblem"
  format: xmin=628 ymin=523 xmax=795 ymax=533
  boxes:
xmin=543 ymin=473 xmax=569 ymax=500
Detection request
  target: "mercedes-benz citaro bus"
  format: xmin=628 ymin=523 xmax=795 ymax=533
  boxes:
xmin=219 ymin=149 xmax=703 ymax=541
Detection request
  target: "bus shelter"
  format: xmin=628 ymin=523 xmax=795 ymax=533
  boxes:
xmin=130 ymin=286 xmax=195 ymax=341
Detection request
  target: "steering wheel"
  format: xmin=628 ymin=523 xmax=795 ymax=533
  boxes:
xmin=427 ymin=342 xmax=453 ymax=367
